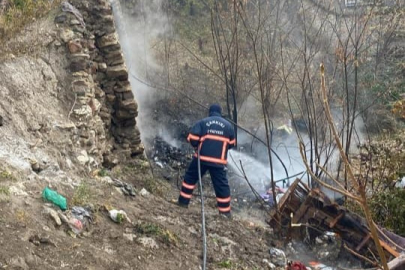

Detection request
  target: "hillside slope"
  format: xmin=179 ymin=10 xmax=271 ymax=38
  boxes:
xmin=0 ymin=7 xmax=277 ymax=270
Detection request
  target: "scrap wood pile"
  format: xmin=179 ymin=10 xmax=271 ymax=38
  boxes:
xmin=269 ymin=179 xmax=405 ymax=267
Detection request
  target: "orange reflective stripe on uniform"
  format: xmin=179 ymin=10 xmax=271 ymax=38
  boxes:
xmin=221 ymin=141 xmax=227 ymax=160
xmin=187 ymin=134 xmax=200 ymax=142
xmin=200 ymin=134 xmax=230 ymax=143
xmin=218 ymin=206 xmax=231 ymax=212
xmin=180 ymin=191 xmax=192 ymax=199
xmin=194 ymin=154 xmax=227 ymax=165
xmin=216 ymin=197 xmax=231 ymax=203
xmin=182 ymin=182 xmax=196 ymax=190
xmin=229 ymin=139 xmax=236 ymax=145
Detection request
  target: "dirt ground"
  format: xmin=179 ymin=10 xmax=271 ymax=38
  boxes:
xmin=0 ymin=161 xmax=277 ymax=270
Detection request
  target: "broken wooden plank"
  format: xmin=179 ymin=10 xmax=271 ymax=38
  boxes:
xmin=329 ymin=212 xmax=344 ymax=228
xmin=379 ymin=239 xmax=400 ymax=258
xmin=355 ymin=234 xmax=371 ymax=252
xmin=292 ymin=194 xmax=312 ymax=224
xmin=388 ymin=254 xmax=405 ymax=270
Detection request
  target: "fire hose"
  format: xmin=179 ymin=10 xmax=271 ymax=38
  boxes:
xmin=197 ymin=147 xmax=207 ymax=270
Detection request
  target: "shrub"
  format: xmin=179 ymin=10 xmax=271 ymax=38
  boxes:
xmin=369 ymin=188 xmax=405 ymax=236
xmin=71 ymin=181 xmax=93 ymax=206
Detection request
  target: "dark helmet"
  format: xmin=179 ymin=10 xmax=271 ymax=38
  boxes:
xmin=209 ymin=104 xmax=222 ymax=115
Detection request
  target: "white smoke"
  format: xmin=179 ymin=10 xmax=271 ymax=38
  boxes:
xmin=112 ymin=0 xmax=172 ymax=147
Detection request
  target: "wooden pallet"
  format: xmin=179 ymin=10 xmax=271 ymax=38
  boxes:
xmin=269 ymin=178 xmax=404 ymax=263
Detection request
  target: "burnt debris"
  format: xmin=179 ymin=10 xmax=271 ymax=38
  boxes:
xmin=150 ymin=136 xmax=191 ymax=170
xmin=269 ymin=178 xmax=405 ymax=266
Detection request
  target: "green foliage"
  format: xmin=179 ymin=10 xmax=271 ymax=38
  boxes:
xmin=217 ymin=259 xmax=233 ymax=268
xmin=71 ymin=181 xmax=93 ymax=206
xmin=135 ymin=222 xmax=161 ymax=236
xmin=0 ymin=186 xmax=10 ymax=195
xmin=0 ymin=169 xmax=16 ymax=182
xmin=98 ymin=168 xmax=109 ymax=177
xmin=369 ymin=188 xmax=405 ymax=236
xmin=135 ymin=222 xmax=179 ymax=245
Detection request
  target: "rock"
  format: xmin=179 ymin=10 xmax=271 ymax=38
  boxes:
xmin=73 ymin=105 xmax=92 ymax=117
xmin=30 ymin=159 xmax=41 ymax=173
xmin=9 ymin=185 xmax=28 ymax=197
xmin=121 ymin=91 xmax=134 ymax=100
xmin=72 ymin=25 xmax=85 ymax=34
xmin=94 ymin=86 xmax=105 ymax=98
xmin=105 ymin=94 xmax=116 ymax=103
xmin=43 ymin=207 xmax=62 ymax=226
xmin=98 ymin=62 xmax=107 ymax=72
xmin=68 ymin=39 xmax=82 ymax=53
xmin=119 ymin=99 xmax=138 ymax=111
xmin=114 ymin=83 xmax=131 ymax=93
xmin=115 ymin=109 xmax=136 ymax=120
xmin=123 ymin=233 xmax=135 ymax=242
xmin=89 ymin=98 xmax=101 ymax=114
xmin=69 ymin=60 xmax=89 ymax=72
xmin=77 ymin=150 xmax=89 ymax=165
xmin=70 ymin=19 xmax=81 ymax=25
xmin=104 ymin=51 xmax=124 ymax=65
xmin=72 ymin=82 xmax=90 ymax=96
xmin=59 ymin=28 xmax=75 ymax=43
xmin=137 ymin=237 xmax=159 ymax=249
xmin=106 ymin=64 xmax=128 ymax=80
xmin=9 ymin=257 xmax=29 ymax=270
xmin=102 ymin=154 xmax=119 ymax=168
xmin=97 ymin=33 xmax=119 ymax=48
xmin=70 ymin=53 xmax=90 ymax=60
xmin=263 ymin=259 xmax=276 ymax=269
xmin=99 ymin=176 xmax=114 ymax=184
xmin=269 ymin=247 xmax=286 ymax=267
xmin=94 ymin=72 xmax=106 ymax=81
xmin=140 ymin=188 xmax=150 ymax=197
xmin=109 ymin=57 xmax=124 ymax=66
xmin=55 ymin=14 xmax=68 ymax=24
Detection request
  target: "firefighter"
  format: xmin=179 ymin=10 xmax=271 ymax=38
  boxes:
xmin=178 ymin=104 xmax=236 ymax=217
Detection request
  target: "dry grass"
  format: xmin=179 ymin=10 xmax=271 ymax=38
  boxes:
xmin=0 ymin=0 xmax=60 ymax=41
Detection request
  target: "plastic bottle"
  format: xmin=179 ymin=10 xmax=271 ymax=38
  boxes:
xmin=42 ymin=187 xmax=67 ymax=210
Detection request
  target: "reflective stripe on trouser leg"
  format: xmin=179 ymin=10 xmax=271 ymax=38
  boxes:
xmin=208 ymin=166 xmax=231 ymax=213
xmin=178 ymin=158 xmax=207 ymax=205
xmin=217 ymin=196 xmax=231 ymax=213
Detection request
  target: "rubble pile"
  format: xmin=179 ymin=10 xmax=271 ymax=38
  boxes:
xmin=150 ymin=136 xmax=191 ymax=170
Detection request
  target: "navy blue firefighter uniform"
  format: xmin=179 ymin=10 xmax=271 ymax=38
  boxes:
xmin=178 ymin=104 xmax=236 ymax=214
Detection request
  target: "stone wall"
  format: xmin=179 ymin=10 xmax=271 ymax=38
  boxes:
xmin=55 ymin=0 xmax=144 ymax=168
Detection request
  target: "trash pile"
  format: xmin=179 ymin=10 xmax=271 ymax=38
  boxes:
xmin=41 ymin=180 xmax=136 ymax=236
xmin=269 ymin=231 xmax=352 ymax=270
xmin=150 ymin=136 xmax=191 ymax=170
xmin=261 ymin=186 xmax=286 ymax=207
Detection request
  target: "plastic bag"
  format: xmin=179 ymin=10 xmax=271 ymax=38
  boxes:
xmin=42 ymin=187 xmax=67 ymax=210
